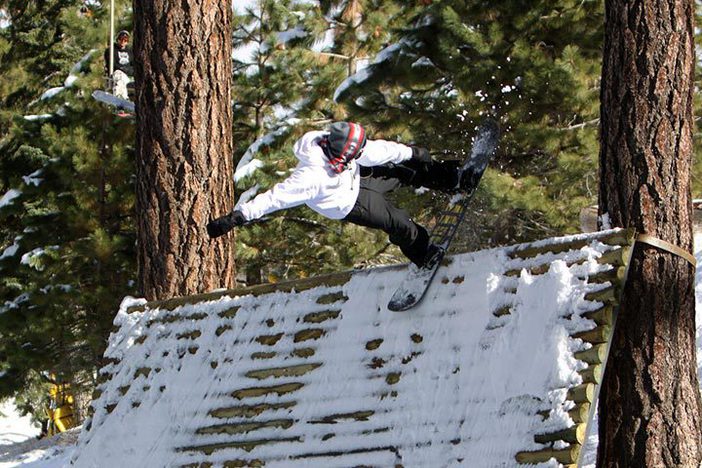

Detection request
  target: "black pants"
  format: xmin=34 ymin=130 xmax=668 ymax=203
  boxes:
xmin=342 ymin=159 xmax=460 ymax=265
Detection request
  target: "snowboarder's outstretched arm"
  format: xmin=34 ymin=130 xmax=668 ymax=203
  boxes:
xmin=356 ymin=139 xmax=432 ymax=167
xmin=207 ymin=167 xmax=321 ymax=238
xmin=355 ymin=139 xmax=413 ymax=167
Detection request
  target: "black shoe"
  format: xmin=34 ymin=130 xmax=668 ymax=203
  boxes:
xmin=417 ymin=244 xmax=444 ymax=269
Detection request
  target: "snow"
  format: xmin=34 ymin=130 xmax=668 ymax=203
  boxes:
xmin=22 ymin=170 xmax=43 ymax=187
xmin=39 ymin=88 xmax=63 ymax=101
xmin=0 ymin=190 xmax=20 ymax=209
xmin=333 ymin=39 xmax=420 ymax=102
xmin=233 ymin=158 xmax=263 ymax=182
xmin=70 ymin=230 xmax=624 ymax=467
xmin=22 ymin=115 xmax=52 ymax=122
xmin=0 ymin=400 xmax=40 ymax=445
xmin=234 ymin=126 xmax=292 ymax=181
xmin=5 ymin=229 xmax=702 ymax=466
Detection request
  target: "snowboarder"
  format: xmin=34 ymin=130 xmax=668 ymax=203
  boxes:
xmin=103 ymin=30 xmax=134 ymax=100
xmin=207 ymin=122 xmax=478 ymax=268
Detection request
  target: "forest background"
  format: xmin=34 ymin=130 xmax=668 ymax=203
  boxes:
xmin=0 ymin=0 xmax=700 ymax=427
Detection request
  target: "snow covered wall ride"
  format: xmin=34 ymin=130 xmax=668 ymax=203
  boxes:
xmin=72 ymin=229 xmax=635 ymax=467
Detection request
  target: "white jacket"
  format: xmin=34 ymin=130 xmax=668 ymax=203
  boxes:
xmin=238 ymin=131 xmax=413 ymax=221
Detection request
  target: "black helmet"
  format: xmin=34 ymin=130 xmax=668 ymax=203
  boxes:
xmin=321 ymin=122 xmax=367 ymax=173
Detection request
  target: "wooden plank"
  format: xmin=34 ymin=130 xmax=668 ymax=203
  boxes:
xmin=195 ymin=418 xmax=294 ymax=435
xmin=509 ymin=229 xmax=635 ymax=260
xmin=178 ymin=436 xmax=302 ymax=455
xmin=573 ymin=325 xmax=611 ymax=344
xmin=579 ymin=364 xmax=603 ymax=384
xmin=534 ymin=423 xmax=587 ymax=444
xmin=244 ymin=363 xmax=322 ymax=380
xmin=208 ymin=401 xmax=296 ymax=419
xmin=574 ymin=344 xmax=608 ymax=364
xmin=230 ymin=382 xmax=305 ymax=400
xmin=127 ymin=271 xmax=354 ymax=313
xmin=582 ymin=306 xmax=615 ymax=326
xmin=567 ymin=383 xmax=595 ymax=404
xmin=516 ymin=445 xmax=580 ymax=464
xmin=584 ymin=286 xmax=617 ymax=303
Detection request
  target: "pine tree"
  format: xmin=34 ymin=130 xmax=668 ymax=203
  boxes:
xmin=0 ymin=0 xmax=136 ymax=423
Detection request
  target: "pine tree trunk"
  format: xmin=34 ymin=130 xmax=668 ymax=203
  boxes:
xmin=133 ymin=2 xmax=235 ymax=300
xmin=598 ymin=0 xmax=702 ymax=465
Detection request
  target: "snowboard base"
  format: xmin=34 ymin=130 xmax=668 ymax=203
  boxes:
xmin=388 ymin=249 xmax=447 ymax=312
xmin=92 ymin=90 xmax=135 ymax=114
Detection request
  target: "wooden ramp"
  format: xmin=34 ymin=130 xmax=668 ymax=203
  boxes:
xmin=72 ymin=229 xmax=635 ymax=468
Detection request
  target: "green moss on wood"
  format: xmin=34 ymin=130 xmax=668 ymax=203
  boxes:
xmin=493 ymin=306 xmax=511 ymax=317
xmin=516 ymin=446 xmax=581 ymax=464
xmin=294 ymin=328 xmax=325 ymax=343
xmin=179 ymin=436 xmax=302 ymax=455
xmin=134 ymin=367 xmax=151 ymax=379
xmin=218 ymin=306 xmax=240 ymax=319
xmin=177 ymin=330 xmax=202 ymax=340
xmin=366 ymin=339 xmax=383 ymax=350
xmin=582 ymin=306 xmax=615 ymax=326
xmin=316 ymin=291 xmax=348 ymax=305
xmin=588 ymin=267 xmax=626 ymax=285
xmin=291 ymin=347 xmax=316 ymax=358
xmin=149 ymin=312 xmax=208 ymax=326
xmin=209 ymin=401 xmax=296 ymax=419
xmin=256 ymin=333 xmax=284 ymax=346
xmin=597 ymin=247 xmax=632 ymax=267
xmin=579 ymin=364 xmax=603 ymax=384
xmin=534 ymin=424 xmax=586 ymax=444
xmin=386 ymin=372 xmax=401 ymax=385
xmin=574 ymin=344 xmax=608 ymax=364
xmin=584 ymin=286 xmax=617 ymax=303
xmin=303 ymin=310 xmax=341 ymax=323
xmin=196 ymin=418 xmax=294 ymax=435
xmin=573 ymin=325 xmax=611 ymax=344
xmin=251 ymin=351 xmax=277 ymax=360
xmin=569 ymin=402 xmax=591 ymax=424
xmin=231 ymin=382 xmax=304 ymax=400
xmin=245 ymin=363 xmax=322 ymax=380
xmin=509 ymin=229 xmax=635 ymax=261
xmin=567 ymin=383 xmax=595 ymax=404
xmin=309 ymin=410 xmax=374 ymax=424
xmin=127 ymin=271 xmax=354 ymax=313
xmin=222 ymin=460 xmax=264 ymax=468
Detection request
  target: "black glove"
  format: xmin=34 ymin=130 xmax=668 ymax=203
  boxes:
xmin=411 ymin=146 xmax=432 ymax=164
xmin=207 ymin=210 xmax=246 ymax=238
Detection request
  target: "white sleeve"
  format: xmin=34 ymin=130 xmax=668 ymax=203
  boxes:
xmin=238 ymin=168 xmax=320 ymax=221
xmin=355 ymin=139 xmax=413 ymax=167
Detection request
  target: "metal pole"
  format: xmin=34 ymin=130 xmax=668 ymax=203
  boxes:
xmin=109 ymin=0 xmax=115 ymax=78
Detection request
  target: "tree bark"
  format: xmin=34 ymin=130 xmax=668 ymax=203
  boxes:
xmin=598 ymin=0 xmax=702 ymax=466
xmin=133 ymin=2 xmax=235 ymax=300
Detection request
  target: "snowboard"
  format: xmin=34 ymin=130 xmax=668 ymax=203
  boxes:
xmin=92 ymin=90 xmax=135 ymax=115
xmin=387 ymin=119 xmax=500 ymax=312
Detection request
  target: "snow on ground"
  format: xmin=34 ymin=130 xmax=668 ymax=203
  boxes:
xmin=0 ymin=400 xmax=78 ymax=468
xmin=0 ymin=401 xmax=39 ymax=445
